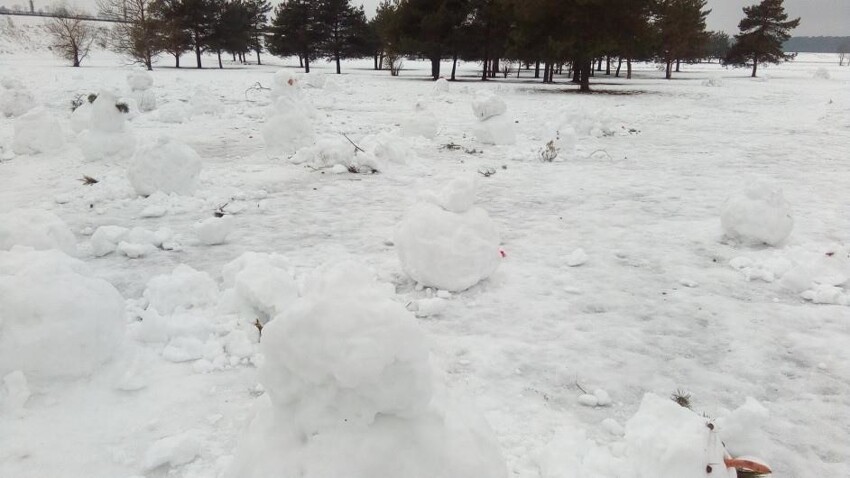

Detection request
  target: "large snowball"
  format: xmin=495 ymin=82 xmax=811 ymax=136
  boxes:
xmin=78 ymin=91 xmax=136 ymax=162
xmin=143 ymin=264 xmax=218 ymax=315
xmin=471 ymin=91 xmax=507 ymax=121
xmin=225 ymin=261 xmax=508 ymax=478
xmin=127 ymin=70 xmax=154 ymax=92
xmin=0 ymin=208 xmax=77 ymax=255
xmin=221 ymin=252 xmax=299 ymax=322
xmin=721 ymin=184 xmax=794 ymax=246
xmin=12 ymin=108 xmax=64 ymax=155
xmin=263 ymin=109 xmax=316 ymax=155
xmin=401 ymin=101 xmax=438 ymax=139
xmin=128 ymin=137 xmax=202 ymax=196
xmin=0 ymin=248 xmax=125 ymax=382
xmin=625 ymin=394 xmax=735 ymax=478
xmin=395 ymin=202 xmax=500 ymax=292
xmin=474 ymin=115 xmax=516 ymax=145
xmin=0 ymin=86 xmax=35 ymax=118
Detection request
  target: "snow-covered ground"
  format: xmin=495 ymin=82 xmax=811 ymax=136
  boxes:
xmin=1 ymin=33 xmax=849 ymax=478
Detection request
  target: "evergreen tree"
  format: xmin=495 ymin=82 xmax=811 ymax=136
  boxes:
xmin=395 ymin=0 xmax=470 ymax=80
xmin=371 ymin=0 xmax=402 ymax=71
xmin=653 ymin=0 xmax=710 ymax=79
xmin=725 ymin=0 xmax=800 ymax=77
xmin=268 ymin=0 xmax=324 ymax=73
xmin=705 ymin=31 xmax=730 ymax=62
xmin=245 ymin=0 xmax=271 ymax=64
xmin=151 ymin=0 xmax=192 ymax=67
xmin=318 ymin=0 xmax=369 ymax=74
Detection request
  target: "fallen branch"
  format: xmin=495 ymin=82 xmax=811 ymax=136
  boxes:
xmin=342 ymin=133 xmax=366 ymax=154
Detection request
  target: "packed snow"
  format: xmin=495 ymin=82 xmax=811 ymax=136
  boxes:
xmin=1 ymin=42 xmax=849 ymax=478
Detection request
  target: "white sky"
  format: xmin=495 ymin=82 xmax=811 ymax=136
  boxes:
xmin=2 ymin=0 xmax=847 ymax=36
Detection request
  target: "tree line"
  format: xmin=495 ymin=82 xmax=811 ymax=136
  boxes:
xmin=47 ymin=0 xmax=800 ymax=90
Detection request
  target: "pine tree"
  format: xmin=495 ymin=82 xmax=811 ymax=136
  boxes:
xmin=318 ymin=0 xmax=369 ymax=74
xmin=245 ymin=0 xmax=271 ymax=64
xmin=395 ymin=0 xmax=470 ymax=80
xmin=725 ymin=0 xmax=800 ymax=77
xmin=151 ymin=0 xmax=192 ymax=67
xmin=653 ymin=0 xmax=710 ymax=79
xmin=268 ymin=0 xmax=324 ymax=73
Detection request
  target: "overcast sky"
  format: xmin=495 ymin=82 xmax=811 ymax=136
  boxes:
xmin=349 ymin=0 xmax=849 ymax=36
xmin=2 ymin=0 xmax=847 ymax=36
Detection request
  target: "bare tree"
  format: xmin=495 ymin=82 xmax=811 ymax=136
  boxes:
xmin=45 ymin=11 xmax=97 ymax=67
xmin=99 ymin=0 xmax=161 ymax=70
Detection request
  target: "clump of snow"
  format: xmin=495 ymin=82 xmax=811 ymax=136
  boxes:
xmin=715 ymin=397 xmax=770 ymax=457
xmin=194 ymin=215 xmax=235 ymax=245
xmin=70 ymin=101 xmax=93 ymax=133
xmin=127 ymin=70 xmax=154 ymax=91
xmin=12 ymin=108 xmax=64 ymax=154
xmin=400 ymin=100 xmax=439 ymax=139
xmin=721 ymin=183 xmax=794 ymax=246
xmin=471 ymin=90 xmax=507 ymax=121
xmin=90 ymin=225 xmax=173 ymax=257
xmin=189 ymin=87 xmax=223 ymax=115
xmin=263 ymin=85 xmax=316 ymax=154
xmin=702 ymin=77 xmax=724 ymax=87
xmin=0 ymin=248 xmax=125 ymax=382
xmin=156 ymin=102 xmax=190 ymax=124
xmin=78 ymin=91 xmax=136 ymax=162
xmin=226 ymin=261 xmax=507 ymax=478
xmin=143 ymin=264 xmax=219 ymax=315
xmin=539 ymin=125 xmax=577 ymax=161
xmin=360 ymin=130 xmax=414 ymax=165
xmin=142 ymin=432 xmax=200 ymax=471
xmin=812 ymin=68 xmax=830 ymax=80
xmin=0 ymin=81 xmax=35 ymax=117
xmin=433 ymin=78 xmax=450 ymax=94
xmin=396 ymin=178 xmax=501 ymax=291
xmin=0 ymin=208 xmax=77 ymax=255
xmin=624 ymin=393 xmax=736 ymax=478
xmin=567 ymin=248 xmax=588 ymax=267
xmin=134 ymin=90 xmax=157 ymax=112
xmin=220 ymin=252 xmax=299 ymax=322
xmin=127 ymin=136 xmax=202 ymax=196
xmin=536 ymin=428 xmax=623 ymax=478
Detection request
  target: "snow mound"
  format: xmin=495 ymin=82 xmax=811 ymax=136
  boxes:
xmin=474 ymin=115 xmax=516 ymax=145
xmin=90 ymin=225 xmax=173 ymax=257
xmin=0 ymin=208 xmax=77 ymax=255
xmin=433 ymin=78 xmax=450 ymax=94
xmin=625 ymin=394 xmax=735 ymax=478
xmin=142 ymin=432 xmax=200 ymax=470
xmin=401 ymin=101 xmax=438 ymax=139
xmin=226 ymin=261 xmax=508 ymax=478
xmin=133 ymin=90 xmax=157 ymax=112
xmin=721 ymin=183 xmax=793 ymax=246
xmin=127 ymin=136 xmax=202 ymax=196
xmin=220 ymin=252 xmax=299 ymax=322
xmin=0 ymin=82 xmax=35 ymax=117
xmin=78 ymin=91 xmax=136 ymax=162
xmin=290 ymin=136 xmax=382 ymax=173
xmin=0 ymin=248 xmax=125 ymax=382
xmin=263 ymin=108 xmax=316 ymax=155
xmin=360 ymin=130 xmax=414 ymax=165
xmin=189 ymin=87 xmax=223 ymax=115
xmin=813 ymin=68 xmax=830 ymax=80
xmin=143 ymin=264 xmax=219 ymax=315
xmin=127 ymin=70 xmax=154 ymax=91
xmin=471 ymin=90 xmax=507 ymax=121
xmin=540 ymin=125 xmax=577 ymax=161
xmin=715 ymin=397 xmax=770 ymax=457
xmin=702 ymin=78 xmax=724 ymax=87
xmin=12 ymin=108 xmax=64 ymax=155
xmin=156 ymin=102 xmax=190 ymax=124
xmin=70 ymin=101 xmax=93 ymax=133
xmin=396 ymin=179 xmax=501 ymax=291
xmin=194 ymin=215 xmax=235 ymax=245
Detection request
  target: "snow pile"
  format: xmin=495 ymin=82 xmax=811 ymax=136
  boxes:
xmin=70 ymin=101 xmax=93 ymax=133
xmin=12 ymin=108 xmax=64 ymax=155
xmin=401 ymin=100 xmax=439 ymax=139
xmin=127 ymin=136 xmax=202 ymax=196
xmin=290 ymin=136 xmax=383 ymax=173
xmin=559 ymin=108 xmax=619 ymax=138
xmin=702 ymin=78 xmax=724 ymax=87
xmin=143 ymin=264 xmax=219 ymax=316
xmin=721 ymin=183 xmax=793 ymax=246
xmin=0 ymin=208 xmax=77 ymax=254
xmin=0 ymin=77 xmax=35 ymax=117
xmin=263 ymin=72 xmax=316 ymax=155
xmin=729 ymin=245 xmax=850 ymax=305
xmin=194 ymin=215 xmax=235 ymax=245
xmin=0 ymin=247 xmax=125 ymax=382
xmin=395 ymin=177 xmax=501 ymax=291
xmin=433 ymin=78 xmax=450 ymax=95
xmin=127 ymin=70 xmax=157 ymax=112
xmin=813 ymin=68 xmax=830 ymax=80
xmin=624 ymin=394 xmax=736 ymax=478
xmin=536 ymin=428 xmax=623 ymax=478
xmin=189 ymin=87 xmax=223 ymax=115
xmin=220 ymin=252 xmax=299 ymax=322
xmin=226 ymin=261 xmax=507 ymax=478
xmin=539 ymin=123 xmax=577 ymax=162
xmin=471 ymin=90 xmax=515 ymax=145
xmin=156 ymin=102 xmax=190 ymax=124
xmin=360 ymin=131 xmax=414 ymax=165
xmin=715 ymin=397 xmax=771 ymax=457
xmin=78 ymin=91 xmax=137 ymax=162
xmin=142 ymin=432 xmax=200 ymax=471
xmin=89 ymin=225 xmax=174 ymax=257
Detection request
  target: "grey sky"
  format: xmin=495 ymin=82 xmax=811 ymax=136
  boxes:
xmin=352 ymin=0 xmax=848 ymax=36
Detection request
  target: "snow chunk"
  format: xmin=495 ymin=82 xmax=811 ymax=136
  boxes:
xmin=194 ymin=215 xmax=235 ymax=245
xmin=133 ymin=90 xmax=157 ymax=112
xmin=715 ymin=397 xmax=770 ymax=457
xmin=221 ymin=252 xmax=298 ymax=322
xmin=143 ymin=264 xmax=218 ymax=315
xmin=813 ymin=67 xmax=830 ymax=80
xmin=157 ymin=102 xmax=190 ymax=124
xmin=12 ymin=108 xmax=64 ymax=155
xmin=143 ymin=432 xmax=200 ymax=470
xmin=625 ymin=393 xmax=735 ymax=478
xmin=400 ymin=101 xmax=438 ymax=139
xmin=263 ymin=109 xmax=316 ymax=155
xmin=78 ymin=91 xmax=136 ymax=162
xmin=474 ymin=115 xmax=516 ymax=145
xmin=189 ymin=87 xmax=223 ymax=115
xmin=90 ymin=225 xmax=129 ymax=256
xmin=127 ymin=70 xmax=153 ymax=91
xmin=436 ymin=176 xmax=477 ymax=213
xmin=0 ymin=248 xmax=125 ymax=382
xmin=0 ymin=208 xmax=76 ymax=255
xmin=567 ymin=248 xmax=588 ymax=267
xmin=0 ymin=84 xmax=34 ymax=117
xmin=721 ymin=183 xmax=794 ymax=246
xmin=127 ymin=137 xmax=202 ymax=196
xmin=471 ymin=90 xmax=507 ymax=121
xmin=395 ymin=199 xmax=501 ymax=292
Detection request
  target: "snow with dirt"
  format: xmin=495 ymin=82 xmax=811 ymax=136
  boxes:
xmin=1 ymin=36 xmax=849 ymax=478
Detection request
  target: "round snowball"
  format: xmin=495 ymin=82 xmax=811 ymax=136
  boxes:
xmin=128 ymin=137 xmax=202 ymax=196
xmin=721 ymin=184 xmax=793 ymax=246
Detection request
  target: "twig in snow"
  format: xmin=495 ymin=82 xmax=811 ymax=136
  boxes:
xmin=253 ymin=318 xmax=264 ymax=342
xmin=78 ymin=175 xmax=99 ymax=186
xmin=244 ymin=82 xmax=270 ymax=101
xmin=575 ymin=380 xmax=589 ymax=395
xmin=342 ymin=133 xmax=366 ymax=154
xmin=478 ymin=167 xmax=496 ymax=178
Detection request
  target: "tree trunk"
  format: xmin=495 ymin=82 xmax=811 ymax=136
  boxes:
xmin=175 ymin=53 xmax=180 ymax=68
xmin=298 ymin=54 xmax=303 ymax=68
xmin=626 ymin=57 xmax=632 ymax=79
xmin=217 ymin=50 xmax=223 ymax=69
xmin=374 ymin=54 xmax=378 ymax=70
xmin=491 ymin=57 xmax=499 ymax=78
xmin=665 ymin=59 xmax=672 ymax=79
xmin=379 ymin=52 xmax=384 ymax=70
xmin=596 ymin=58 xmax=602 ymax=71
xmin=580 ymin=59 xmax=592 ymax=92
xmin=232 ymin=52 xmax=237 ymax=61
xmin=615 ymin=57 xmax=622 ymax=77
xmin=304 ymin=54 xmax=310 ymax=73
xmin=572 ymin=62 xmax=580 ymax=83
xmin=751 ymin=55 xmax=758 ymax=77
xmin=450 ymin=51 xmax=458 ymax=81
xmin=605 ymin=56 xmax=611 ymax=75
xmin=145 ymin=50 xmax=152 ymax=71
xmin=675 ymin=58 xmax=680 ymax=72
xmin=534 ymin=60 xmax=540 ymax=78
xmin=335 ymin=50 xmax=341 ymax=74
xmin=256 ymin=49 xmax=261 ymax=65
xmin=195 ymin=44 xmax=202 ymax=69
xmin=430 ymin=54 xmax=440 ymax=80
